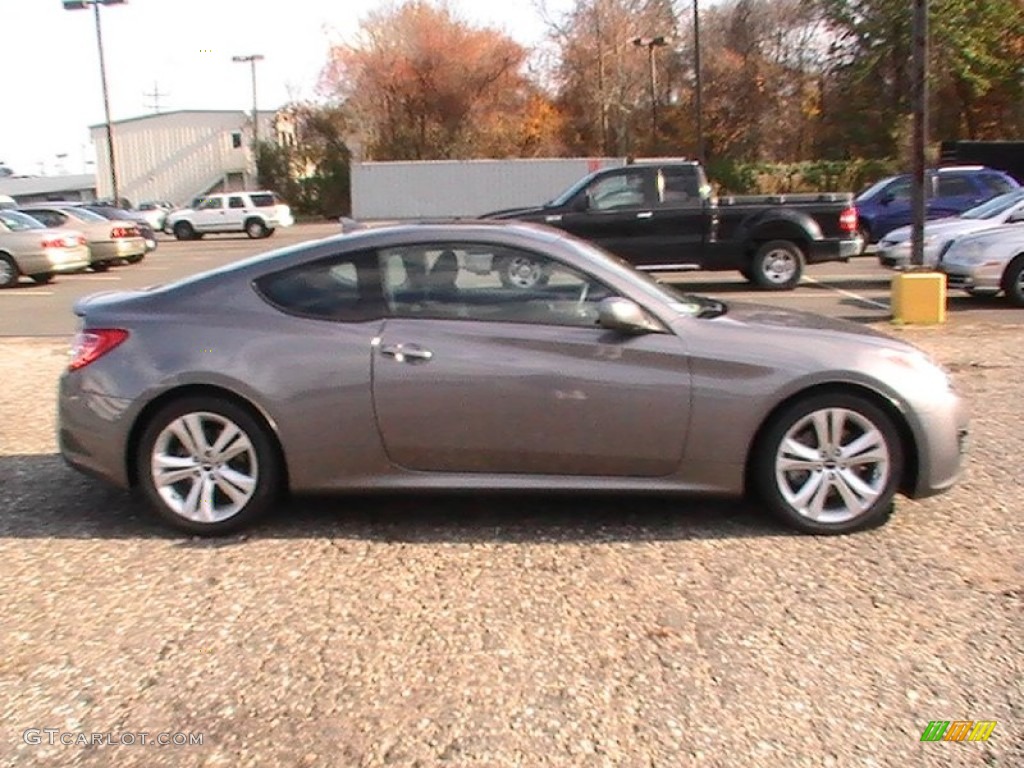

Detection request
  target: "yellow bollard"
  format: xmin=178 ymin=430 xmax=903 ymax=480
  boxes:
xmin=891 ymin=271 xmax=947 ymax=324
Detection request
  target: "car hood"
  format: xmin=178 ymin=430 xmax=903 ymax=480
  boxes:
xmin=882 ymin=218 xmax=992 ymax=244
xmin=479 ymin=205 xmax=548 ymax=220
xmin=706 ymin=301 xmax=916 ymax=352
xmin=948 ymin=223 xmax=1024 ymax=249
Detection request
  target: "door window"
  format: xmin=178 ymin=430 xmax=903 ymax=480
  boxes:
xmin=378 ymin=243 xmax=616 ymax=328
xmin=253 ymin=251 xmax=385 ymax=322
xmin=197 ymin=197 xmax=223 ymax=210
xmin=586 ymin=170 xmax=652 ymax=211
xmin=25 ymin=210 xmax=65 ymax=227
xmin=937 ymin=175 xmax=975 ymax=197
xmin=657 ymin=168 xmax=702 ymax=207
xmin=883 ymin=178 xmax=913 ymax=201
xmin=228 ymin=196 xmax=245 ymax=209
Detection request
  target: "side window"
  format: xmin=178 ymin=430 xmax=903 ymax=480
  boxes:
xmin=886 ymin=178 xmax=913 ymax=201
xmin=29 ymin=210 xmax=62 ymax=227
xmin=250 ymin=194 xmax=276 ymax=207
xmin=938 ymin=175 xmax=975 ymax=197
xmin=657 ymin=168 xmax=702 ymax=207
xmin=253 ymin=251 xmax=385 ymax=322
xmin=198 ymin=197 xmax=222 ymax=210
xmin=378 ymin=243 xmax=616 ymax=328
xmin=586 ymin=170 xmax=652 ymax=211
xmin=228 ymin=196 xmax=245 ymax=209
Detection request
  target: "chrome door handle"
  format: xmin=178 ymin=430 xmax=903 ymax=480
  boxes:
xmin=545 ymin=214 xmax=563 ymax=223
xmin=380 ymin=343 xmax=433 ymax=363
xmin=637 ymin=211 xmax=654 ymax=219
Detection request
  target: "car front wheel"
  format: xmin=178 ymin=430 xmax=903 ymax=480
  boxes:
xmin=754 ymin=393 xmax=903 ymax=534
xmin=1001 ymin=255 xmax=1024 ymax=307
xmin=173 ymin=221 xmax=196 ymax=241
xmin=136 ymin=397 xmax=282 ymax=535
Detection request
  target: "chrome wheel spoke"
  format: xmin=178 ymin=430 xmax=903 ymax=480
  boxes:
xmin=199 ymin=475 xmax=216 ymax=521
xmin=833 ymin=472 xmax=871 ymax=514
xmin=838 ymin=468 xmax=880 ymax=503
xmin=782 ymin=437 xmax=819 ymax=462
xmin=807 ymin=475 xmax=831 ymax=520
xmin=210 ymin=423 xmax=241 ymax=456
xmin=789 ymin=469 xmax=825 ymax=508
xmin=181 ymin=477 xmax=203 ymax=519
xmin=217 ymin=467 xmax=255 ymax=497
xmin=778 ymin=457 xmax=821 ymax=472
xmin=811 ymin=412 xmax=831 ymax=449
xmin=155 ymin=465 xmax=199 ymax=487
xmin=841 ymin=430 xmax=883 ymax=461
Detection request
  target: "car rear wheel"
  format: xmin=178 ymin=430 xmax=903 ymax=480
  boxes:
xmin=125 ymin=254 xmax=144 ymax=265
xmin=1001 ymin=256 xmax=1024 ymax=307
xmin=30 ymin=272 xmax=54 ymax=285
xmin=754 ymin=393 xmax=903 ymax=534
xmin=136 ymin=397 xmax=282 ymax=535
xmin=750 ymin=240 xmax=804 ymax=290
xmin=245 ymin=219 xmax=268 ymax=239
xmin=173 ymin=221 xmax=196 ymax=241
xmin=91 ymin=262 xmax=110 ymax=273
xmin=0 ymin=253 xmax=19 ymax=288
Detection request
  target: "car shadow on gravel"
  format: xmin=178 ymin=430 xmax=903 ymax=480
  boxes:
xmin=0 ymin=454 xmax=791 ymax=543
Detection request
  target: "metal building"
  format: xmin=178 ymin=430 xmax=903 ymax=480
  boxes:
xmin=89 ymin=109 xmax=277 ymax=207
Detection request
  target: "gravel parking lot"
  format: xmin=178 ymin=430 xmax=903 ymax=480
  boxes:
xmin=0 ymin=233 xmax=1021 ymax=766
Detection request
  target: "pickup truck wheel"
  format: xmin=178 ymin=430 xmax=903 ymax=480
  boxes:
xmin=751 ymin=240 xmax=804 ymax=290
xmin=1001 ymin=255 xmax=1024 ymax=307
xmin=497 ymin=254 xmax=549 ymax=289
xmin=174 ymin=221 xmax=196 ymax=241
xmin=245 ymin=219 xmax=268 ymax=239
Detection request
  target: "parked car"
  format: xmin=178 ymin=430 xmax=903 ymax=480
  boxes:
xmin=18 ymin=203 xmax=147 ymax=270
xmin=135 ymin=201 xmax=173 ymax=232
xmin=164 ymin=191 xmax=294 ymax=240
xmin=876 ymin=189 xmax=1024 ymax=268
xmin=77 ymin=203 xmax=159 ymax=253
xmin=855 ymin=166 xmax=1019 ymax=244
xmin=939 ymin=224 xmax=1024 ymax=305
xmin=0 ymin=194 xmax=16 ymax=210
xmin=480 ymin=160 xmax=863 ymax=290
xmin=0 ymin=209 xmax=90 ymax=287
xmin=59 ymin=222 xmax=967 ymax=537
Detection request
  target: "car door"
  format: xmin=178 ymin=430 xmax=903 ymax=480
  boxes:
xmin=548 ymin=167 xmax=661 ymax=263
xmin=224 ymin=195 xmax=248 ymax=231
xmin=872 ymin=176 xmax=915 ymax=237
xmin=193 ymin=196 xmax=225 ymax=232
xmin=370 ymin=241 xmax=692 ymax=477
xmin=642 ymin=166 xmax=709 ymax=268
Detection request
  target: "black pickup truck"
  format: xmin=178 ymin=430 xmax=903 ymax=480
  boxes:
xmin=481 ymin=160 xmax=863 ymax=290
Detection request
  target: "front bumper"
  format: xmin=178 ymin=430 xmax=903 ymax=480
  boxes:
xmin=877 ymin=241 xmax=941 ymax=269
xmin=907 ymin=388 xmax=969 ymax=500
xmin=939 ymin=263 xmax=1003 ymax=293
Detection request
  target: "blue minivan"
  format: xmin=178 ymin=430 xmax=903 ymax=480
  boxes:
xmin=855 ymin=166 xmax=1020 ymax=243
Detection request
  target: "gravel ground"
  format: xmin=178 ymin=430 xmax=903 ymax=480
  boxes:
xmin=0 ymin=319 xmax=1021 ymax=767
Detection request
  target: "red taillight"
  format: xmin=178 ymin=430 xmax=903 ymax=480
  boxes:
xmin=840 ymin=206 xmax=859 ymax=233
xmin=42 ymin=236 xmax=68 ymax=249
xmin=69 ymin=329 xmax=129 ymax=371
xmin=110 ymin=225 xmax=137 ymax=238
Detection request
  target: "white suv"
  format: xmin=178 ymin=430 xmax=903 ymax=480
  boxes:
xmin=165 ymin=191 xmax=294 ymax=240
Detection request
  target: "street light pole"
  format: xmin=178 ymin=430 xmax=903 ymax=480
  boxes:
xmin=910 ymin=0 xmax=928 ymax=267
xmin=632 ymin=36 xmax=668 ymax=152
xmin=232 ymin=54 xmax=265 ymax=148
xmin=63 ymin=0 xmax=125 ymax=204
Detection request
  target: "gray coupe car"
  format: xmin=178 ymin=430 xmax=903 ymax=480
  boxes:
xmin=58 ymin=223 xmax=968 ymax=536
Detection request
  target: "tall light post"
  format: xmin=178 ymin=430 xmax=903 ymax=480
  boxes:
xmin=632 ymin=36 xmax=668 ymax=151
xmin=62 ymin=0 xmax=125 ymax=204
xmin=910 ymin=0 xmax=928 ymax=267
xmin=232 ymin=54 xmax=265 ymax=148
xmin=693 ymin=0 xmax=704 ymax=164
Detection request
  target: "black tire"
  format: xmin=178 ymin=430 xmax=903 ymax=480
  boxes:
xmin=91 ymin=261 xmax=110 ymax=273
xmin=857 ymin=225 xmax=872 ymax=252
xmin=496 ymin=253 xmax=549 ymax=289
xmin=750 ymin=240 xmax=805 ymax=291
xmin=0 ymin=253 xmax=19 ymax=288
xmin=125 ymin=254 xmax=144 ymax=265
xmin=1001 ymin=255 xmax=1024 ymax=307
xmin=245 ymin=218 xmax=268 ymax=239
xmin=753 ymin=392 xmax=903 ymax=535
xmin=135 ymin=396 xmax=282 ymax=536
xmin=265 ymin=228 xmax=276 ymax=238
xmin=30 ymin=272 xmax=54 ymax=285
xmin=173 ymin=221 xmax=196 ymax=241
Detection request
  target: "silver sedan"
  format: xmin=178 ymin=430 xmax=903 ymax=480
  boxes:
xmin=58 ymin=223 xmax=968 ymax=536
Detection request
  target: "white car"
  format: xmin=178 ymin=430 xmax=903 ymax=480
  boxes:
xmin=939 ymin=224 xmax=1024 ymax=305
xmin=877 ymin=189 xmax=1024 ymax=268
xmin=164 ymin=191 xmax=294 ymax=240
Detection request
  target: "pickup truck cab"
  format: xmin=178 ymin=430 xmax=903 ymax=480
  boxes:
xmin=481 ymin=161 xmax=862 ymax=290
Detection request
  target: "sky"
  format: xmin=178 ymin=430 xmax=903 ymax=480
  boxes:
xmin=0 ymin=0 xmax=571 ymax=176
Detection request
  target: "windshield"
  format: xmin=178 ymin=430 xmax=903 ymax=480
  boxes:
xmin=961 ymin=189 xmax=1024 ymax=219
xmin=0 ymin=210 xmax=45 ymax=231
xmin=62 ymin=207 xmax=108 ymax=222
xmin=855 ymin=177 xmax=897 ymax=202
xmin=547 ymin=171 xmax=604 ymax=207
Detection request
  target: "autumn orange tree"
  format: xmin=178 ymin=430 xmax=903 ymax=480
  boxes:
xmin=321 ymin=1 xmax=564 ymax=160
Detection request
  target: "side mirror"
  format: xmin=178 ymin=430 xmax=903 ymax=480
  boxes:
xmin=570 ymin=195 xmax=589 ymax=213
xmin=1007 ymin=210 xmax=1024 ymax=224
xmin=597 ymin=297 xmax=663 ymax=334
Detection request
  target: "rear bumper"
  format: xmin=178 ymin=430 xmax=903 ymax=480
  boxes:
xmin=90 ymin=238 xmax=147 ymax=262
xmin=17 ymin=245 xmax=91 ymax=275
xmin=58 ymin=372 xmax=133 ymax=488
xmin=806 ymin=237 xmax=863 ymax=264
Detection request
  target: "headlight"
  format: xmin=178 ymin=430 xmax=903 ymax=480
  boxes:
xmin=946 ymin=240 xmax=986 ymax=264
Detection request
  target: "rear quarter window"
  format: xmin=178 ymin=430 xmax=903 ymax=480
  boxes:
xmin=253 ymin=253 xmax=385 ymax=322
xmin=249 ymin=194 xmax=276 ymax=207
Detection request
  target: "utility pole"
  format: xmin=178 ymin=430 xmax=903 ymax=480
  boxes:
xmin=232 ymin=54 xmax=265 ymax=148
xmin=144 ymin=81 xmax=168 ymax=113
xmin=693 ymin=0 xmax=704 ymax=164
xmin=910 ymin=0 xmax=928 ymax=267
